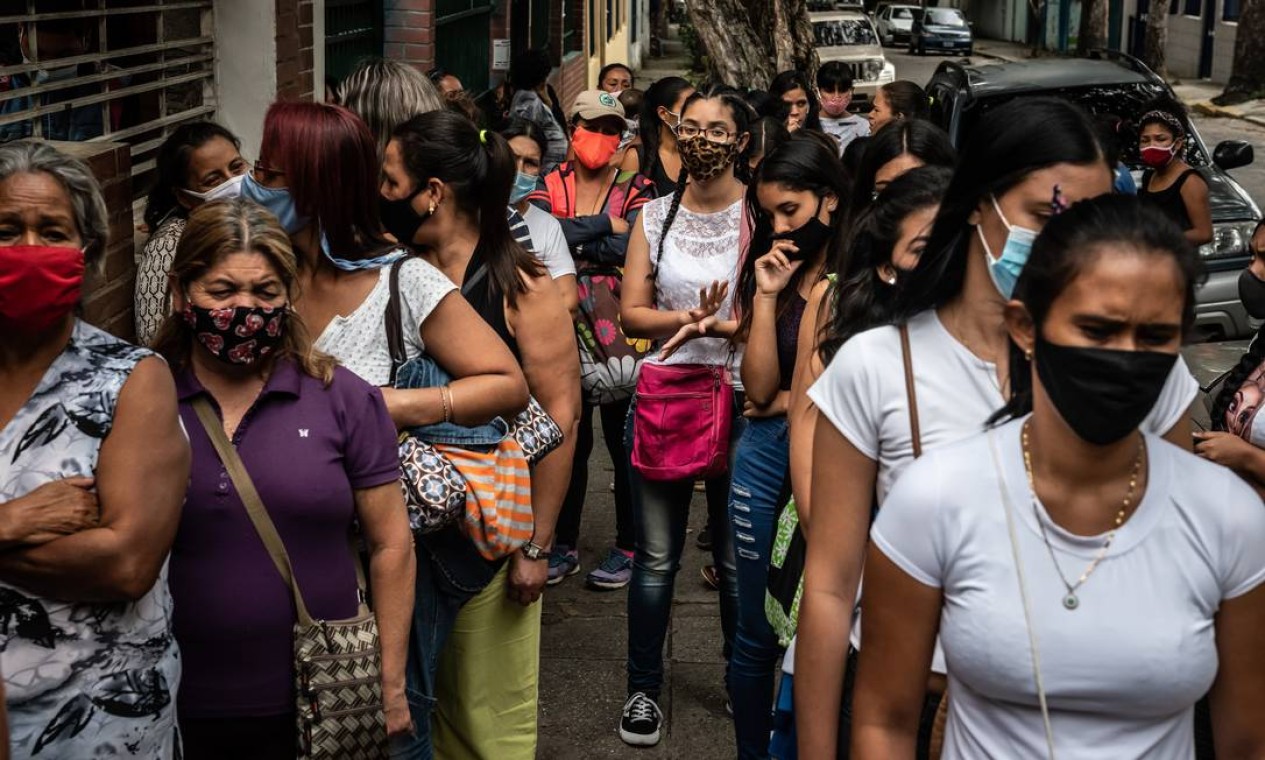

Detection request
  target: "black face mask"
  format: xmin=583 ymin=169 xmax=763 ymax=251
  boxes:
xmin=380 ymin=188 xmax=429 ymax=247
xmin=1034 ymin=334 xmax=1177 ymax=446
xmin=772 ymin=198 xmax=834 ymax=261
xmin=1239 ymin=268 xmax=1265 ymax=320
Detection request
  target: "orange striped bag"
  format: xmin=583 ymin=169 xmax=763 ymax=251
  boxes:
xmin=435 ymin=437 xmax=534 ymax=560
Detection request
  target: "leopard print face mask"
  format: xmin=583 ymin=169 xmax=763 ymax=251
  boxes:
xmin=678 ymin=136 xmax=739 ymax=182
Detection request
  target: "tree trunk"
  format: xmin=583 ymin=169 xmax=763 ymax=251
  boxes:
xmin=1214 ymin=0 xmax=1265 ymax=104
xmin=1076 ymin=0 xmax=1109 ymax=53
xmin=687 ymin=0 xmax=775 ymax=87
xmin=1143 ymin=0 xmax=1167 ymax=77
xmin=687 ymin=0 xmax=815 ymax=88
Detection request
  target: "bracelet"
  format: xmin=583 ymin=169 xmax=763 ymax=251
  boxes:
xmin=440 ymin=385 xmax=452 ymax=424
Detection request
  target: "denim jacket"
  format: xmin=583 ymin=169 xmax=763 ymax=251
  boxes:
xmin=394 ymin=355 xmax=508 ymax=447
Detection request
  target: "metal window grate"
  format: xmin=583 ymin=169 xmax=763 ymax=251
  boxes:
xmin=0 ymin=1 xmax=216 ymax=198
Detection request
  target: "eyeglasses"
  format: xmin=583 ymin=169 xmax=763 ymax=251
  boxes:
xmin=253 ymin=160 xmax=285 ymax=181
xmin=677 ymin=124 xmax=734 ymax=143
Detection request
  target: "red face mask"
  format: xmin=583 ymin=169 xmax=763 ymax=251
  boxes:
xmin=0 ymin=245 xmax=85 ymax=333
xmin=1140 ymin=144 xmax=1177 ymax=168
xmin=572 ymin=127 xmax=622 ymax=170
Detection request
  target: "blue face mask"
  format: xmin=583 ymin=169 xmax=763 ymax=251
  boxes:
xmin=509 ymin=171 xmax=537 ymax=205
xmin=240 ymin=172 xmax=309 ymax=234
xmin=977 ymin=194 xmax=1038 ymax=299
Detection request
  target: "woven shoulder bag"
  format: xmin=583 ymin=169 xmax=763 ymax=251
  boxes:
xmin=193 ymin=398 xmax=389 ymax=759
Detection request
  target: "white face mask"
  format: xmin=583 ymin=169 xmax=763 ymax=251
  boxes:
xmin=34 ymin=64 xmax=78 ymax=85
xmin=181 ymin=173 xmax=247 ymax=202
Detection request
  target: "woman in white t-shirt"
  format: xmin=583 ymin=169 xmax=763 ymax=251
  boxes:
xmin=854 ymin=194 xmax=1265 ymax=759
xmin=617 ymin=86 xmax=754 ymax=748
xmin=795 ymin=97 xmax=1202 ymax=758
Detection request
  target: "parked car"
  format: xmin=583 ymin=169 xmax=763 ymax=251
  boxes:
xmin=875 ymin=4 xmax=918 ymax=46
xmin=925 ymin=52 xmax=1261 ymax=339
xmin=810 ymin=9 xmax=896 ymax=103
xmin=909 ymin=7 xmax=973 ymax=56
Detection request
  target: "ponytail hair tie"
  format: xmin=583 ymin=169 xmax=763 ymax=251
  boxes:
xmin=479 ymin=129 xmax=488 ymax=144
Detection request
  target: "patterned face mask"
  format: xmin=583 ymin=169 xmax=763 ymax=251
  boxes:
xmin=678 ymin=136 xmax=739 ymax=182
xmin=183 ymin=302 xmax=287 ymax=365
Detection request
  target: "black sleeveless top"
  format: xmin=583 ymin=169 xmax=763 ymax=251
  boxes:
xmin=461 ymin=255 xmax=520 ymax=361
xmin=639 ymin=144 xmax=678 ymax=197
xmin=1140 ymin=168 xmax=1205 ymax=232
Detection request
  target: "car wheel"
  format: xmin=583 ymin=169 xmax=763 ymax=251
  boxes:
xmin=965 ymin=46 xmax=974 ymax=56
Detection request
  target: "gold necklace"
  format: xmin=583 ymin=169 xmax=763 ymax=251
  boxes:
xmin=1020 ymin=420 xmax=1144 ymax=610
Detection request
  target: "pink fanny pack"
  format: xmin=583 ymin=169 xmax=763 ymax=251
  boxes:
xmin=631 ymin=363 xmax=733 ymax=482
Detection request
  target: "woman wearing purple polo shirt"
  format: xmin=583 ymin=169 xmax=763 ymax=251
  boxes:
xmin=152 ymin=198 xmax=417 ymax=757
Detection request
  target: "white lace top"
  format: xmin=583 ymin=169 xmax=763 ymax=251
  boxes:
xmin=315 ymin=257 xmax=457 ymax=385
xmin=642 ymin=195 xmax=744 ymax=370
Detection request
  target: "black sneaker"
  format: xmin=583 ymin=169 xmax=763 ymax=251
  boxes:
xmin=696 ymin=525 xmax=713 ymax=551
xmin=619 ymin=692 xmax=663 ymax=747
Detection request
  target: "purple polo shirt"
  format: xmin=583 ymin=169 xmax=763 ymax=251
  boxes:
xmin=169 ymin=359 xmax=401 ymax=718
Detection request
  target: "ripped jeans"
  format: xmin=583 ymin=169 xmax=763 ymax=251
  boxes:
xmin=727 ymin=416 xmax=791 ymax=760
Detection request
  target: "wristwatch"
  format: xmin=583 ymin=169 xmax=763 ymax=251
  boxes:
xmin=521 ymin=540 xmax=548 ymax=560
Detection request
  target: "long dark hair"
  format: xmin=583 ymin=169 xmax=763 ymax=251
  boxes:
xmin=735 ymin=132 xmax=849 ymax=343
xmin=639 ymin=76 xmax=694 ymax=175
xmin=992 ymin=194 xmax=1202 ymax=423
xmin=819 ymin=165 xmax=952 ymax=363
xmin=1210 ymin=220 xmax=1265 ymax=430
xmin=144 ymin=121 xmax=241 ymax=229
xmin=769 ymin=70 xmax=821 ymax=132
xmin=655 ymin=85 xmax=756 ymax=266
xmin=894 ymin=97 xmax=1108 ymax=323
xmin=879 ymin=80 xmax=929 ymax=122
xmin=391 ymin=110 xmax=545 ymax=306
xmin=847 ymin=119 xmax=955 ymax=223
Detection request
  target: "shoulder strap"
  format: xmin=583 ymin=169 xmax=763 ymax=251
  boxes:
xmin=384 ymin=257 xmax=408 ymax=385
xmin=462 ymin=263 xmax=490 ymax=296
xmin=899 ymin=323 xmax=923 ymax=459
xmin=191 ymin=396 xmax=314 ymax=626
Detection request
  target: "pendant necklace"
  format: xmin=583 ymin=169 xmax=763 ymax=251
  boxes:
xmin=1020 ymin=420 xmax=1144 ymax=610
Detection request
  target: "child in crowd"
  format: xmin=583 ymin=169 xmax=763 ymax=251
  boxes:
xmin=816 ymin=61 xmax=870 ymax=157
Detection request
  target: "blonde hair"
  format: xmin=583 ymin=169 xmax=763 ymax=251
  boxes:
xmin=151 ymin=198 xmax=338 ymax=384
xmin=338 ymin=58 xmax=446 ymax=156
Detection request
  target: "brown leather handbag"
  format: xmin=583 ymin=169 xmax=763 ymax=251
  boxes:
xmin=193 ymin=398 xmax=389 ymax=759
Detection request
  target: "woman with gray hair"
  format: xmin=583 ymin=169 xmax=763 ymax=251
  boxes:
xmin=337 ymin=57 xmax=447 ymax=156
xmin=0 ymin=140 xmax=190 ymax=757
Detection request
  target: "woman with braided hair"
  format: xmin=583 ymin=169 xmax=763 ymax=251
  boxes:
xmin=1197 ymin=220 xmax=1265 ymax=493
xmin=617 ymin=85 xmax=755 ymax=747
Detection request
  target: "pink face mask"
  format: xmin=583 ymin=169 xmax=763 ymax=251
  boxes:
xmin=820 ymin=92 xmax=852 ymax=118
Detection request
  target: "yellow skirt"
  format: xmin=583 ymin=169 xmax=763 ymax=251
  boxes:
xmin=432 ymin=563 xmax=542 ymax=760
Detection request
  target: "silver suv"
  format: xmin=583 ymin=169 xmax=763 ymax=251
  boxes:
xmin=810 ymin=9 xmax=896 ymax=103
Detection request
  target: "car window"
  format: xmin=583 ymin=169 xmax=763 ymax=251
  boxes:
xmin=893 ymin=8 xmax=912 ymax=18
xmin=813 ymin=19 xmax=880 ymax=46
xmin=925 ymin=9 xmax=967 ymax=26
xmin=965 ymin=85 xmax=1208 ymax=167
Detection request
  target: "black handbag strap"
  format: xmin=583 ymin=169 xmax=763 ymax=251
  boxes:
xmin=384 ymin=257 xmax=408 ymax=385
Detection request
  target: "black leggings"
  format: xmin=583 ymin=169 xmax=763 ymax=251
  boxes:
xmin=180 ymin=714 xmax=295 ymax=760
xmin=556 ymin=398 xmax=635 ymax=551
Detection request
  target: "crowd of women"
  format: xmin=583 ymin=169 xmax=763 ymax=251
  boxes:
xmin=1 ymin=42 xmax=1262 ymax=760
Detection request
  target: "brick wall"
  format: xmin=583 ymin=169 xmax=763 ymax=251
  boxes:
xmin=277 ymin=0 xmax=316 ymax=100
xmin=385 ymin=0 xmax=437 ymax=70
xmin=52 ymin=141 xmax=137 ymax=341
xmin=558 ymin=53 xmax=588 ymax=110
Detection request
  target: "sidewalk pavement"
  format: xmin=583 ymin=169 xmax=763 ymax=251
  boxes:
xmin=537 ymin=432 xmax=738 ymax=758
xmin=972 ymin=38 xmax=1265 ymax=129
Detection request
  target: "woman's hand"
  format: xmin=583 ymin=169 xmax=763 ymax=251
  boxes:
xmin=0 ymin=477 xmax=99 ymax=547
xmin=680 ymin=280 xmax=729 ymax=326
xmin=383 ymin=689 xmax=413 ymax=738
xmin=755 ymin=244 xmax=804 ymax=296
xmin=1195 ymin=431 xmax=1258 ymax=471
xmin=660 ymin=315 xmax=719 ymax=360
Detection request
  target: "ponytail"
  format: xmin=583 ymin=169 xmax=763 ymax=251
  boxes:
xmin=392 ymin=111 xmax=544 ymax=306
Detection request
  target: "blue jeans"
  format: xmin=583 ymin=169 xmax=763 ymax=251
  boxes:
xmin=624 ymin=392 xmax=745 ymax=697
xmin=727 ymin=416 xmax=791 ymax=759
xmin=394 ymin=527 xmax=503 ymax=759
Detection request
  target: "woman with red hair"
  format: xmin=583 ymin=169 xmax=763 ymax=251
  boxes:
xmin=245 ymin=101 xmax=530 ymax=753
